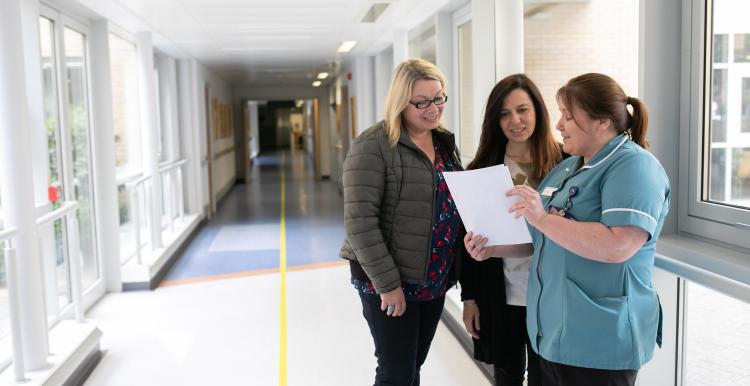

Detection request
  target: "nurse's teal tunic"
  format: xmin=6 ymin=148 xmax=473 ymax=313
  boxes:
xmin=527 ymin=133 xmax=670 ymax=370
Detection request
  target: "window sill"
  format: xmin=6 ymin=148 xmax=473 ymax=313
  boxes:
xmin=655 ymin=234 xmax=750 ymax=302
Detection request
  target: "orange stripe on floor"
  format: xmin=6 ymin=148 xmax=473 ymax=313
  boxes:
xmin=158 ymin=261 xmax=347 ymax=288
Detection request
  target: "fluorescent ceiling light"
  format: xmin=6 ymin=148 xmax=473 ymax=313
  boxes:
xmin=360 ymin=3 xmax=390 ymax=23
xmin=312 ymin=81 xmax=322 ymax=87
xmin=336 ymin=41 xmax=357 ymax=53
xmin=317 ymin=72 xmax=329 ymax=79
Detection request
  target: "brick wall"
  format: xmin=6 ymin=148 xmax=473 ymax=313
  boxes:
xmin=524 ymin=0 xmax=639 ymax=135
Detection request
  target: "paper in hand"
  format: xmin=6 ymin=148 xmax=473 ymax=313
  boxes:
xmin=443 ymin=164 xmax=532 ymax=245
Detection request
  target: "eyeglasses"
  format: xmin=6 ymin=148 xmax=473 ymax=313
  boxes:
xmin=549 ymin=186 xmax=579 ymax=220
xmin=409 ymin=94 xmax=448 ymax=109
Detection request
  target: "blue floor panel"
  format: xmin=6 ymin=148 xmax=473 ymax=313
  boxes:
xmin=162 ymin=151 xmax=347 ymax=283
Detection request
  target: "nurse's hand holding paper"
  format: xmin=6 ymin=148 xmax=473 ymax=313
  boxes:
xmin=443 ymin=165 xmax=534 ymax=262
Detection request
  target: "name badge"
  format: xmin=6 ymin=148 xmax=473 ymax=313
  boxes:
xmin=541 ymin=186 xmax=558 ymax=197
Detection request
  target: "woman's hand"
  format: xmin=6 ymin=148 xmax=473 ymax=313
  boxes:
xmin=464 ymin=231 xmax=491 ymax=261
xmin=380 ymin=287 xmax=406 ymax=317
xmin=462 ymin=300 xmax=480 ymax=339
xmin=507 ymin=185 xmax=547 ymax=227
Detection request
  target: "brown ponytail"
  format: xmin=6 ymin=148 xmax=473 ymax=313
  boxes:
xmin=557 ymin=73 xmax=650 ymax=149
xmin=626 ymin=96 xmax=649 ymax=149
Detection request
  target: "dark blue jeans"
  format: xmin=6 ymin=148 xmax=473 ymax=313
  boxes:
xmin=358 ymin=292 xmax=445 ymax=386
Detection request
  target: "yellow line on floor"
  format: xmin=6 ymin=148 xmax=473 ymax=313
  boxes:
xmin=279 ymin=155 xmax=288 ymax=386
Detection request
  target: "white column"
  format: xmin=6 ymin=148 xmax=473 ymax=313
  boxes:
xmin=20 ymin=0 xmax=49 ymax=208
xmin=471 ymin=0 xmax=497 ymax=148
xmin=0 ymin=0 xmax=50 ymax=371
xmin=353 ymin=56 xmax=374 ymax=136
xmin=158 ymin=56 xmax=180 ymax=161
xmin=435 ymin=11 xmax=455 ymax=133
xmin=392 ymin=29 xmax=409 ymax=67
xmin=177 ymin=59 xmax=200 ymax=215
xmin=89 ymin=20 xmax=122 ymax=291
xmin=136 ymin=32 xmax=163 ymax=249
xmin=495 ymin=0 xmax=524 ymax=79
xmin=373 ymin=47 xmax=393 ymax=121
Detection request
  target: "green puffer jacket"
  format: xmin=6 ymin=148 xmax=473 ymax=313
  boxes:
xmin=339 ymin=121 xmax=463 ymax=294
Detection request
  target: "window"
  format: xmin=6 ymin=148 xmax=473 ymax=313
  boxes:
xmin=38 ymin=9 xmax=102 ymax=322
xmin=683 ymin=281 xmax=750 ymax=385
xmin=683 ymin=0 xmax=750 ymax=248
xmin=524 ymin=0 xmax=639 ymax=135
xmin=109 ymin=33 xmax=142 ymax=174
xmin=408 ymin=24 xmax=436 ymax=64
xmin=109 ymin=32 xmax=143 ymax=263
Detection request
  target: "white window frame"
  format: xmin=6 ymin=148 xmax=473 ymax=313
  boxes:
xmin=39 ymin=3 xmax=106 ymax=322
xmin=680 ymin=0 xmax=750 ymax=250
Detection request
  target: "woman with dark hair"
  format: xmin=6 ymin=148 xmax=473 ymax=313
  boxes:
xmin=460 ymin=74 xmax=562 ymax=386
xmin=502 ymin=73 xmax=670 ymax=385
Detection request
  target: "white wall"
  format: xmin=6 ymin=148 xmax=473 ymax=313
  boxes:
xmin=232 ymin=85 xmax=333 ymax=178
xmin=196 ymin=63 xmax=235 ymax=205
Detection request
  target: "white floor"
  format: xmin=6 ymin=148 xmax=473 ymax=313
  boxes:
xmin=84 ymin=265 xmax=490 ymax=386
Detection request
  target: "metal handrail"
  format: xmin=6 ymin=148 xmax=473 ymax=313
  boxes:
xmin=655 ymin=254 xmax=750 ymax=303
xmin=159 ymin=159 xmax=187 ymax=233
xmin=0 ymin=226 xmax=18 ymax=243
xmin=158 ymin=159 xmax=187 ymax=174
xmin=115 ymin=170 xmax=144 ymax=186
xmin=36 ymin=201 xmax=79 ymax=228
xmin=125 ymin=174 xmax=150 ymax=189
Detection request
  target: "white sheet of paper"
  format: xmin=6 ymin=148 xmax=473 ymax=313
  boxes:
xmin=443 ymin=164 xmax=532 ymax=245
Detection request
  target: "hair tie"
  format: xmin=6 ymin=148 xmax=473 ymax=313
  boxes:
xmin=626 ymin=96 xmax=634 ymax=105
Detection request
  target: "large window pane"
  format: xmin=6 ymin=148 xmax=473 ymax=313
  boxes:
xmin=39 ymin=17 xmax=64 ymax=208
xmin=109 ymin=33 xmax=142 ymax=263
xmin=63 ymin=27 xmax=99 ymax=289
xmin=108 ymin=33 xmax=141 ymax=172
xmin=684 ymin=281 xmax=750 ymax=385
xmin=704 ymin=0 xmax=750 ymax=210
xmin=524 ymin=0 xmax=638 ymax=131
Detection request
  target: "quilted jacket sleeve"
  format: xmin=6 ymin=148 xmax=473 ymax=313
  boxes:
xmin=342 ymin=134 xmax=401 ymax=293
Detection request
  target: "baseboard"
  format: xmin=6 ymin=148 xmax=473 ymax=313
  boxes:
xmin=62 ymin=347 xmax=101 ymax=386
xmin=121 ymin=215 xmax=205 ymax=291
xmin=441 ymin=300 xmax=494 ymax=383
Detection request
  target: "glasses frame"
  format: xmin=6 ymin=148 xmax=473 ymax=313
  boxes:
xmin=408 ymin=93 xmax=448 ymax=109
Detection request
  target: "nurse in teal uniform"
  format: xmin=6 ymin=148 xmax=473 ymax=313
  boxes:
xmin=506 ymin=73 xmax=670 ymax=386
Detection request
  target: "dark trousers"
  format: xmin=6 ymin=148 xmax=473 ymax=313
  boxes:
xmin=492 ymin=305 xmax=541 ymax=386
xmin=358 ymin=292 xmax=446 ymax=386
xmin=539 ymin=356 xmax=638 ymax=386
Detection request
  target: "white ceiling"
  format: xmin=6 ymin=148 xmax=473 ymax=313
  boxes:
xmin=71 ymin=0 xmax=464 ymax=86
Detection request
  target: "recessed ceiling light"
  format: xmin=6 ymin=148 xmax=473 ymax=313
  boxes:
xmin=360 ymin=3 xmax=390 ymax=23
xmin=317 ymin=72 xmax=329 ymax=79
xmin=336 ymin=41 xmax=357 ymax=53
xmin=312 ymin=81 xmax=322 ymax=87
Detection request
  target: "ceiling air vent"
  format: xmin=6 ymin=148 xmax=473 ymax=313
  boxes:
xmin=360 ymin=3 xmax=390 ymax=23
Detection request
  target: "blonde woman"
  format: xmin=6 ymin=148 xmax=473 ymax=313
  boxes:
xmin=340 ymin=59 xmax=463 ymax=385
